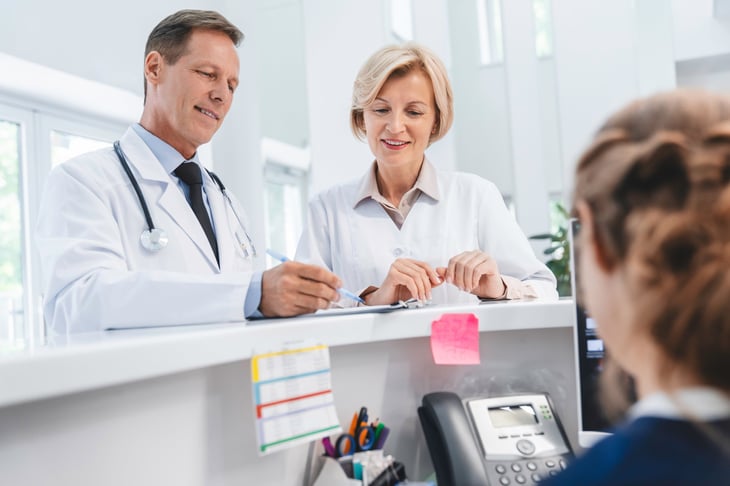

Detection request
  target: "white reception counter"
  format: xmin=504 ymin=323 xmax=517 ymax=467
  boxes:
xmin=0 ymin=299 xmax=576 ymax=485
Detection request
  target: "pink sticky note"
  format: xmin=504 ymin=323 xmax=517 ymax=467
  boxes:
xmin=430 ymin=313 xmax=480 ymax=365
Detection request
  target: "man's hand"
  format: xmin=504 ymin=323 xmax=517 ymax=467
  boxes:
xmin=259 ymin=262 xmax=342 ymax=317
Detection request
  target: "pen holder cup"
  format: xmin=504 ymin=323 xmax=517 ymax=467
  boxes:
xmin=309 ymin=454 xmax=406 ymax=486
xmin=309 ymin=455 xmax=357 ymax=486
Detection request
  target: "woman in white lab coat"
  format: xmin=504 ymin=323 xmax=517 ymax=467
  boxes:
xmin=296 ymin=44 xmax=557 ymax=305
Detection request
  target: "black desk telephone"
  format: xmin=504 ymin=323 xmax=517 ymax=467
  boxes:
xmin=418 ymin=392 xmax=574 ymax=486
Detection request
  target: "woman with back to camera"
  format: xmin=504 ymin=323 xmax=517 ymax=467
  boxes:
xmin=542 ymin=89 xmax=730 ymax=485
xmin=296 ymin=43 xmax=557 ymax=305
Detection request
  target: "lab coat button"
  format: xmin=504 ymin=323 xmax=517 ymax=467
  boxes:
xmin=393 ymin=247 xmax=403 ymax=257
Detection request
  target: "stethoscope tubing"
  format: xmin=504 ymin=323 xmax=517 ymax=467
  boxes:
xmin=113 ymin=140 xmax=256 ymax=256
xmin=114 ymin=141 xmax=155 ymax=232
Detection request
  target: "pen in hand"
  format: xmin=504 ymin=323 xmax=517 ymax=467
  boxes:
xmin=266 ymin=249 xmax=365 ymax=304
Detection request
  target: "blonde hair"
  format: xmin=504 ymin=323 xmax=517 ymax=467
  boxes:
xmin=350 ymin=43 xmax=454 ymax=144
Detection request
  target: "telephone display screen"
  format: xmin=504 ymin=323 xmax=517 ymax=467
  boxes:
xmin=488 ymin=405 xmax=538 ymax=428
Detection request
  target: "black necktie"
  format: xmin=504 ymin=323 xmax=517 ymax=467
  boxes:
xmin=174 ymin=162 xmax=219 ymax=264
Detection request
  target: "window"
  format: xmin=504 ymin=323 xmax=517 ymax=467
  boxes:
xmin=51 ymin=130 xmax=109 ymax=167
xmin=0 ymin=54 xmax=133 ymax=346
xmin=261 ymin=138 xmax=310 ymax=266
xmin=0 ymin=104 xmax=120 ymax=347
xmin=533 ymin=0 xmax=554 ymax=58
xmin=0 ymin=116 xmax=25 ymax=350
xmin=264 ymin=165 xmax=307 ymax=265
xmin=389 ymin=0 xmax=413 ymax=42
xmin=477 ymin=0 xmax=504 ymax=65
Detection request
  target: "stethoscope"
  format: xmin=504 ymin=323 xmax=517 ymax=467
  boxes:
xmin=113 ymin=141 xmax=257 ymax=258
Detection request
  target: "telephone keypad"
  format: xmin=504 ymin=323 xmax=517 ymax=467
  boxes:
xmin=489 ymin=455 xmax=571 ymax=486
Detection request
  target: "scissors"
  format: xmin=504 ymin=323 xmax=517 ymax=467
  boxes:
xmin=322 ymin=406 xmax=378 ymax=457
xmin=322 ymin=425 xmax=377 ymax=457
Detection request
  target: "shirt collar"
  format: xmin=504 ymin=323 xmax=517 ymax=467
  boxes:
xmin=628 ymin=387 xmax=730 ymax=421
xmin=131 ymin=123 xmax=200 ymax=175
xmin=353 ymin=157 xmax=441 ymax=208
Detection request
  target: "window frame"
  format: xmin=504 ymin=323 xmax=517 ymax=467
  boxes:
xmin=476 ymin=0 xmax=505 ymax=67
xmin=261 ymin=137 xmax=310 ymax=266
xmin=0 ymin=103 xmax=35 ymax=347
xmin=0 ymin=60 xmax=133 ymax=345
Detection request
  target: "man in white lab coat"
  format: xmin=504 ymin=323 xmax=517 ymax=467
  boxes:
xmin=36 ymin=10 xmax=341 ymax=334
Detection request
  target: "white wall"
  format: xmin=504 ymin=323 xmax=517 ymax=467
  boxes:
xmin=677 ymin=54 xmax=730 ymax=93
xmin=445 ymin=0 xmax=560 ymax=235
xmin=537 ymin=59 xmax=563 ymax=195
xmin=671 ymin=0 xmax=730 ymax=95
xmin=672 ymin=0 xmax=730 ymax=62
xmin=635 ymin=0 xmax=677 ymax=96
xmin=501 ymin=0 xmax=550 ymax=235
xmin=552 ymin=0 xmax=677 ymax=199
xmin=301 ymin=0 xmax=381 ymax=195
xmin=447 ymin=0 xmax=514 ymax=196
xmin=552 ymin=0 xmax=638 ymax=196
xmin=255 ymin=0 xmax=310 ymax=148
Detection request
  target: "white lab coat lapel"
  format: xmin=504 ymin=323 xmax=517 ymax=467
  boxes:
xmin=118 ymin=129 xmax=220 ymax=270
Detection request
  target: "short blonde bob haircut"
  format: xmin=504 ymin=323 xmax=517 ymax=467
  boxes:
xmin=350 ymin=43 xmax=454 ymax=145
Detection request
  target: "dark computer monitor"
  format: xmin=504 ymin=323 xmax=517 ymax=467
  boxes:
xmin=568 ymin=218 xmax=612 ymax=447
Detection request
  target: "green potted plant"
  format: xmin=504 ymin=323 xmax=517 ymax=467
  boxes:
xmin=530 ymin=202 xmax=572 ymax=297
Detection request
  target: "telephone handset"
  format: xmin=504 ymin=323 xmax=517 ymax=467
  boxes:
xmin=418 ymin=392 xmax=574 ymax=486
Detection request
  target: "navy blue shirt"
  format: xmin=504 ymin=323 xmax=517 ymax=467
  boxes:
xmin=542 ymin=416 xmax=730 ymax=486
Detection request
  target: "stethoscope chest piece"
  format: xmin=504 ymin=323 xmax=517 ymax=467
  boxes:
xmin=115 ymin=139 xmax=252 ymax=257
xmin=140 ymin=227 xmax=169 ymax=252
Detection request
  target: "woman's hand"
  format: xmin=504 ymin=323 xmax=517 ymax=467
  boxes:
xmin=436 ymin=250 xmax=506 ymax=299
xmin=364 ymin=258 xmax=443 ymax=305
